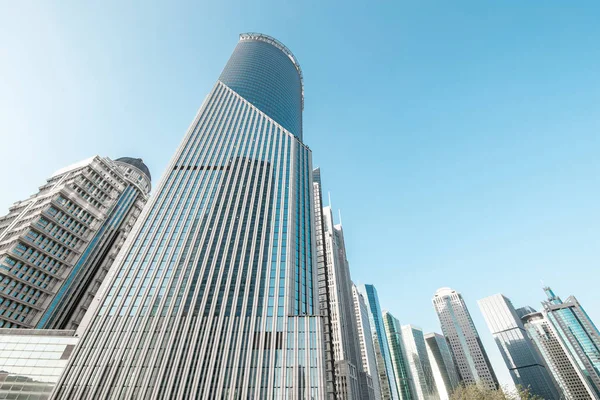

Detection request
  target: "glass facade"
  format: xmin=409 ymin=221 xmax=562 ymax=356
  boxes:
xmin=0 ymin=329 xmax=79 ymax=400
xmin=382 ymin=312 xmax=415 ymax=400
xmin=400 ymin=325 xmax=437 ymax=400
xmin=542 ymin=288 xmax=600 ymax=398
xmin=51 ymin=33 xmax=325 ymax=399
xmin=361 ymin=284 xmax=400 ymax=400
xmin=478 ymin=294 xmax=560 ymax=399
xmin=424 ymin=333 xmax=460 ymax=400
xmin=220 ymin=33 xmax=303 ymax=139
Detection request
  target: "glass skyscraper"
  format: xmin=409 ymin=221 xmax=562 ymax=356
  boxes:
xmin=524 ymin=287 xmax=600 ymax=399
xmin=478 ymin=294 xmax=560 ymax=399
xmin=51 ymin=33 xmax=326 ymax=399
xmin=424 ymin=333 xmax=460 ymax=400
xmin=361 ymin=284 xmax=400 ymax=400
xmin=382 ymin=311 xmax=415 ymax=400
xmin=400 ymin=325 xmax=437 ymax=400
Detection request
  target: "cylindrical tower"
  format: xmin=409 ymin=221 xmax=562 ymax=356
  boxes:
xmin=220 ymin=33 xmax=304 ymax=139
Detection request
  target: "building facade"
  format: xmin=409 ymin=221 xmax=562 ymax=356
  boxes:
xmin=0 ymin=156 xmax=151 ymax=331
xmin=312 ymin=168 xmax=337 ymax=399
xmin=400 ymin=325 xmax=438 ymax=400
xmin=361 ymin=284 xmax=400 ymax=400
xmin=382 ymin=311 xmax=415 ymax=400
xmin=432 ymin=287 xmax=498 ymax=390
xmin=352 ymin=284 xmax=381 ymax=400
xmin=478 ymin=294 xmax=560 ymax=399
xmin=522 ymin=311 xmax=594 ymax=399
xmin=0 ymin=329 xmax=79 ymax=399
xmin=424 ymin=333 xmax=459 ymax=400
xmin=319 ymin=204 xmax=365 ymax=399
xmin=51 ymin=33 xmax=327 ymax=399
xmin=523 ymin=287 xmax=600 ymax=399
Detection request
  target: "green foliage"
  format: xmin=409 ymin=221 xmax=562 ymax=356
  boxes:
xmin=450 ymin=383 xmax=543 ymax=400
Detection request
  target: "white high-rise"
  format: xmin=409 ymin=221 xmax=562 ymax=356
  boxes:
xmin=401 ymin=325 xmax=438 ymax=400
xmin=432 ymin=287 xmax=498 ymax=390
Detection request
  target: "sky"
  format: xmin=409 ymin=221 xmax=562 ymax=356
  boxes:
xmin=1 ymin=0 xmax=599 ymax=389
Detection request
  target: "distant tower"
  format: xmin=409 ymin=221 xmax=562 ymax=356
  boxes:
xmin=401 ymin=325 xmax=438 ymax=400
xmin=478 ymin=294 xmax=560 ymax=399
xmin=353 ymin=284 xmax=381 ymax=400
xmin=361 ymin=284 xmax=400 ymax=400
xmin=313 ymin=168 xmax=338 ymax=399
xmin=382 ymin=311 xmax=415 ymax=400
xmin=432 ymin=287 xmax=498 ymax=390
xmin=523 ymin=287 xmax=600 ymax=399
xmin=424 ymin=333 xmax=460 ymax=400
xmin=0 ymin=156 xmax=151 ymax=330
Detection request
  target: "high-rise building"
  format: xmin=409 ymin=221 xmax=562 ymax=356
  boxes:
xmin=361 ymin=284 xmax=400 ymax=400
xmin=522 ymin=311 xmax=594 ymax=399
xmin=51 ymin=33 xmax=327 ymax=399
xmin=401 ymin=325 xmax=438 ymax=400
xmin=382 ymin=311 xmax=415 ymax=400
xmin=515 ymin=306 xmax=536 ymax=319
xmin=432 ymin=287 xmax=498 ymax=390
xmin=526 ymin=287 xmax=600 ymax=399
xmin=313 ymin=168 xmax=337 ymax=399
xmin=352 ymin=284 xmax=381 ymax=400
xmin=0 ymin=156 xmax=151 ymax=330
xmin=478 ymin=294 xmax=560 ymax=399
xmin=424 ymin=333 xmax=459 ymax=400
xmin=313 ymin=169 xmax=363 ymax=400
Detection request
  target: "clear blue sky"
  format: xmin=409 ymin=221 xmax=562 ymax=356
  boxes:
xmin=2 ymin=0 xmax=599 ymax=388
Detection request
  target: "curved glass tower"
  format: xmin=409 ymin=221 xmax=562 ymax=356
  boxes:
xmin=52 ymin=33 xmax=325 ymax=399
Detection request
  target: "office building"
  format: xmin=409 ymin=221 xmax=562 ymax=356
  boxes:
xmin=313 ymin=169 xmax=365 ymax=400
xmin=361 ymin=284 xmax=400 ymax=400
xmin=478 ymin=294 xmax=560 ymax=399
xmin=313 ymin=168 xmax=337 ymax=399
xmin=523 ymin=287 xmax=600 ymax=399
xmin=401 ymin=325 xmax=438 ymax=400
xmin=52 ymin=33 xmax=327 ymax=399
xmin=352 ymin=284 xmax=381 ymax=400
xmin=522 ymin=311 xmax=594 ymax=399
xmin=382 ymin=312 xmax=415 ymax=400
xmin=0 ymin=156 xmax=151 ymax=330
xmin=432 ymin=287 xmax=498 ymax=390
xmin=424 ymin=333 xmax=459 ymax=400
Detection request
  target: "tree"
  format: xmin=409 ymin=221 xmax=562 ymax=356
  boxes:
xmin=450 ymin=384 xmax=543 ymax=400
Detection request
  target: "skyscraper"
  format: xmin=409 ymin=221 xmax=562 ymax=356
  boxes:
xmin=529 ymin=287 xmax=600 ymax=398
xmin=361 ymin=284 xmax=400 ymax=400
xmin=522 ymin=311 xmax=593 ymax=399
xmin=432 ymin=287 xmax=498 ymax=390
xmin=383 ymin=311 xmax=415 ymax=400
xmin=0 ymin=156 xmax=151 ymax=330
xmin=424 ymin=333 xmax=460 ymax=400
xmin=401 ymin=325 xmax=438 ymax=400
xmin=478 ymin=294 xmax=560 ymax=399
xmin=51 ymin=33 xmax=327 ymax=399
xmin=352 ymin=283 xmax=381 ymax=400
xmin=313 ymin=168 xmax=337 ymax=399
xmin=313 ymin=169 xmax=363 ymax=400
